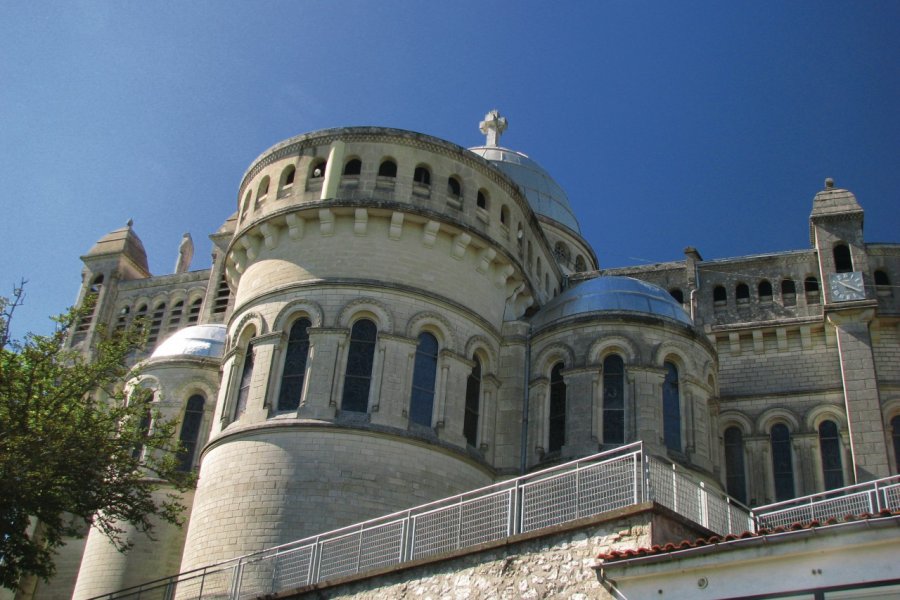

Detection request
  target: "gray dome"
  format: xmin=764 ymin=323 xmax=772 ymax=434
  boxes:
xmin=469 ymin=146 xmax=581 ymax=234
xmin=531 ymin=276 xmax=692 ymax=329
xmin=150 ymin=324 xmax=227 ymax=359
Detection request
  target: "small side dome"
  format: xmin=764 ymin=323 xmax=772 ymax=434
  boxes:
xmin=83 ymin=221 xmax=150 ymax=275
xmin=531 ymin=276 xmax=692 ymax=329
xmin=150 ymin=324 xmax=227 ymax=359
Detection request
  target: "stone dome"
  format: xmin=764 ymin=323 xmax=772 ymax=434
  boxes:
xmin=469 ymin=145 xmax=581 ymax=234
xmin=530 ymin=276 xmax=692 ymax=329
xmin=150 ymin=324 xmax=227 ymax=359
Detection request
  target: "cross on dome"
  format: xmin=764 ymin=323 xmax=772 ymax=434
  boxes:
xmin=479 ymin=109 xmax=508 ymax=147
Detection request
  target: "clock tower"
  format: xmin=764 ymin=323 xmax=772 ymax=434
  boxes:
xmin=810 ymin=179 xmax=889 ymax=481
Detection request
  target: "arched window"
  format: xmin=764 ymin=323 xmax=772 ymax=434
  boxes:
xmin=187 ymin=298 xmax=202 ymax=324
xmin=892 ymin=415 xmax=900 ymax=474
xmin=736 ymin=283 xmax=750 ymax=303
xmin=663 ymin=362 xmax=681 ymax=451
xmin=875 ymin=270 xmax=891 ymax=296
xmin=176 ymin=394 xmax=205 ymax=472
xmin=310 ymin=159 xmax=326 ymax=179
xmin=115 ymin=306 xmax=130 ymax=332
xmin=819 ymin=420 xmax=843 ymax=490
xmin=477 ymin=189 xmax=488 ymax=210
xmin=548 ymin=363 xmax=566 ymax=453
xmin=241 ymin=190 xmax=252 ymax=221
xmin=771 ymin=424 xmax=794 ymax=501
xmin=574 ymin=255 xmax=587 ymax=272
xmin=602 ymin=355 xmax=625 ymax=445
xmin=669 ymin=288 xmax=684 ymax=304
xmin=343 ymin=158 xmax=362 ymax=176
xmin=500 ymin=205 xmax=509 ymax=226
xmin=409 ymin=332 xmax=438 ymax=427
xmin=131 ymin=393 xmax=153 ymax=460
xmin=234 ymin=342 xmax=255 ymax=420
xmin=447 ymin=176 xmax=462 ymax=198
xmin=166 ymin=301 xmax=183 ymax=333
xmin=781 ymin=279 xmax=797 ymax=306
xmin=758 ymin=280 xmax=773 ymax=301
xmin=554 ymin=242 xmax=571 ymax=266
xmin=378 ymin=159 xmax=397 ymax=178
xmin=341 ymin=319 xmax=377 ymax=412
xmin=282 ymin=164 xmax=296 ymax=188
xmin=804 ymin=276 xmax=820 ymax=304
xmin=134 ymin=304 xmax=149 ymax=327
xmin=724 ymin=427 xmax=747 ymax=503
xmin=76 ymin=274 xmax=104 ymax=333
xmin=833 ymin=244 xmax=853 ymax=273
xmin=147 ymin=303 xmax=166 ymax=346
xmin=713 ymin=285 xmax=727 ymax=306
xmin=463 ymin=356 xmax=482 ymax=447
xmin=256 ymin=176 xmax=270 ymax=205
xmin=278 ymin=318 xmax=311 ymax=412
xmin=413 ymin=165 xmax=431 ymax=185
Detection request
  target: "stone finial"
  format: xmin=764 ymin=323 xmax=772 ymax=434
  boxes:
xmin=175 ymin=232 xmax=194 ymax=274
xmin=126 ymin=218 xmax=134 ymax=227
xmin=479 ymin=109 xmax=508 ymax=147
xmin=825 ymin=177 xmax=834 ymax=189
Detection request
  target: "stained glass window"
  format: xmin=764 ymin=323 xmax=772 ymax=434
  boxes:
xmin=278 ymin=319 xmax=311 ymax=411
xmin=409 ymin=333 xmax=438 ymax=426
xmin=603 ymin=355 xmax=625 ymax=445
xmin=341 ymin=319 xmax=377 ymax=412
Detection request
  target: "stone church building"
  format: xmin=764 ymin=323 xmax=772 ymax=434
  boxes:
xmin=20 ymin=112 xmax=900 ymax=599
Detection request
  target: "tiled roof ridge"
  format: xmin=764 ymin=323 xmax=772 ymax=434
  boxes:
xmin=596 ymin=509 xmax=900 ymax=563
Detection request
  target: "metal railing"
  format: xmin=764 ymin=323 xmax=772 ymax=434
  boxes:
xmin=92 ymin=443 xmax=752 ymax=600
xmin=752 ymin=474 xmax=900 ymax=530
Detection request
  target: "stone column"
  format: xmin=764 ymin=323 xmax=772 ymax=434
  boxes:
xmin=561 ymin=367 xmax=598 ymax=457
xmin=299 ymin=327 xmax=343 ymax=420
xmin=827 ymin=307 xmax=890 ymax=481
xmin=628 ymin=365 xmax=667 ymax=456
xmin=242 ymin=332 xmax=280 ymax=424
xmin=370 ymin=333 xmax=417 ymax=429
xmin=437 ymin=350 xmax=476 ymax=448
xmin=528 ymin=377 xmax=549 ymax=465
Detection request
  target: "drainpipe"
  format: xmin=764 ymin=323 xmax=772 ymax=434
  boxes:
xmin=520 ymin=325 xmax=532 ymax=475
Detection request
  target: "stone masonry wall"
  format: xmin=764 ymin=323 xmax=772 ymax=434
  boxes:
xmin=282 ymin=508 xmax=704 ymax=600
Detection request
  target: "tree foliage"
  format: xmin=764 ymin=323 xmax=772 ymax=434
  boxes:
xmin=0 ymin=283 xmax=194 ymax=590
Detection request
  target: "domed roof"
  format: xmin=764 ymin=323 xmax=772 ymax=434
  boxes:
xmin=83 ymin=221 xmax=150 ymax=275
xmin=470 ymin=145 xmax=581 ymax=234
xmin=150 ymin=324 xmax=227 ymax=360
xmin=469 ymin=110 xmax=580 ymax=234
xmin=531 ymin=276 xmax=692 ymax=329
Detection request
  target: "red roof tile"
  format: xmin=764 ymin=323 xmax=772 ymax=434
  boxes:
xmin=596 ymin=510 xmax=900 ymax=563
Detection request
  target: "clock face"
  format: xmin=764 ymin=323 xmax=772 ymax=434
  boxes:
xmin=828 ymin=272 xmax=865 ymax=302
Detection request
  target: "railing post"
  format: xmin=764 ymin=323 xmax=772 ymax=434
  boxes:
xmin=197 ymin=566 xmax=207 ymax=599
xmin=575 ymin=462 xmax=581 ymax=519
xmin=672 ymin=462 xmax=678 ymax=514
xmin=515 ymin=480 xmax=524 ymax=535
xmin=700 ymin=482 xmax=708 ymax=529
xmin=355 ymin=526 xmax=364 ymax=575
xmin=230 ymin=559 xmax=243 ymax=600
xmin=508 ymin=484 xmax=517 ymax=537
xmin=400 ymin=510 xmax=411 ymax=563
xmin=310 ymin=536 xmax=322 ymax=586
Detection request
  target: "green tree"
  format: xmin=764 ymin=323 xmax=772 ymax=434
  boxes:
xmin=0 ymin=283 xmax=193 ymax=590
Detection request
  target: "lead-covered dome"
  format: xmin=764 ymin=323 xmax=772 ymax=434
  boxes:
xmin=531 ymin=276 xmax=692 ymax=329
xmin=470 ymin=146 xmax=581 ymax=234
xmin=469 ymin=110 xmax=580 ymax=234
xmin=150 ymin=324 xmax=227 ymax=359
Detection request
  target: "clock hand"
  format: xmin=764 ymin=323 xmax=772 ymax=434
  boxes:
xmin=838 ymin=280 xmax=862 ymax=293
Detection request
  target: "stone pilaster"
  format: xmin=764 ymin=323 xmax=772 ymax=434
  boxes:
xmin=561 ymin=367 xmax=599 ymax=457
xmin=827 ymin=307 xmax=890 ymax=481
xmin=370 ymin=333 xmax=417 ymax=429
xmin=299 ymin=327 xmax=343 ymax=420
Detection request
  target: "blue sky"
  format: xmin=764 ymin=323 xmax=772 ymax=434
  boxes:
xmin=1 ymin=1 xmax=898 ymax=338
